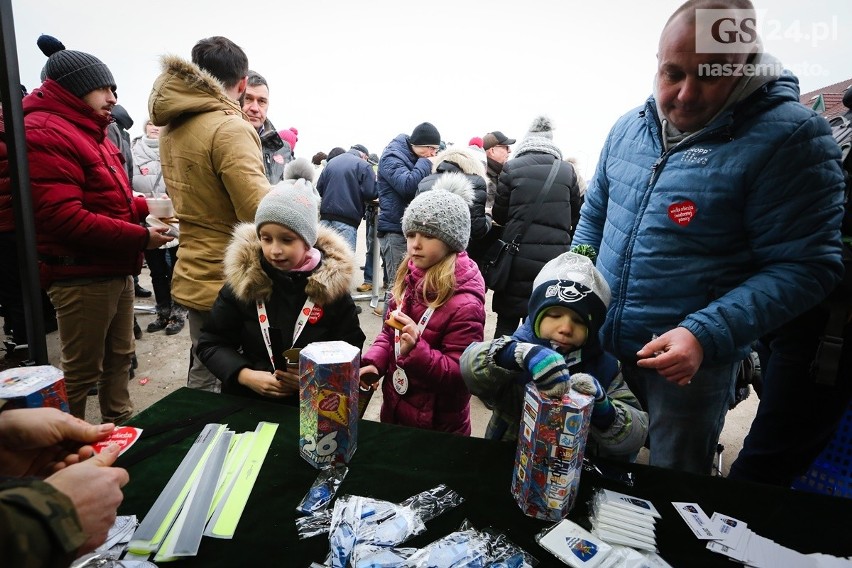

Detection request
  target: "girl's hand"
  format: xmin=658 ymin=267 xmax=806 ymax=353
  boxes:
xmin=392 ymin=311 xmax=419 ymax=357
xmin=237 ymin=368 xmax=293 ymax=399
xmin=359 ymin=365 xmax=381 ymax=390
xmin=272 ymin=369 xmax=300 ymax=395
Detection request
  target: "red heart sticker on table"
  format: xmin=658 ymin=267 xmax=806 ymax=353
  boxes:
xmin=668 ymin=200 xmax=697 ymax=226
xmin=308 ymin=305 xmax=324 ymax=324
xmin=92 ymin=426 xmax=143 ymax=457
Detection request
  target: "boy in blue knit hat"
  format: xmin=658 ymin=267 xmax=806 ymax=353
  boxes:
xmin=461 ymin=252 xmax=648 ymax=458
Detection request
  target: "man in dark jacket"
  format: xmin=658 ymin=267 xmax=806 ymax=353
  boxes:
xmin=316 ymin=144 xmax=377 ymax=252
xmin=25 ymin=45 xmax=173 ymax=422
xmin=376 ymin=122 xmax=440 ymax=293
xmin=243 ymin=71 xmax=292 ymax=183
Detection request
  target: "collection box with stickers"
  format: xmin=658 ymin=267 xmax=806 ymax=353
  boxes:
xmin=0 ymin=365 xmax=69 ymax=412
xmin=512 ymin=382 xmax=594 ymax=521
xmin=299 ymin=341 xmax=360 ymax=468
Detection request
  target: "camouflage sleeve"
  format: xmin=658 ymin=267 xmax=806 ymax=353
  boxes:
xmin=589 ymin=364 xmax=649 ymax=457
xmin=460 ymin=336 xmax=522 ymax=401
xmin=0 ymin=479 xmax=85 ymax=568
xmin=460 ymin=337 xmax=529 ymax=442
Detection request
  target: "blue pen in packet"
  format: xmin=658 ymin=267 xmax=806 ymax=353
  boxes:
xmin=297 ymin=465 xmax=348 ymax=516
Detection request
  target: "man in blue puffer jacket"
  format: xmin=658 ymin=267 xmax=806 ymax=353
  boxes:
xmin=572 ymin=0 xmax=846 ymax=474
xmin=376 ymin=122 xmax=441 ymax=292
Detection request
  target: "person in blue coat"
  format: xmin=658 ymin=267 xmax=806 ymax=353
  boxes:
xmin=571 ymin=0 xmax=846 ymax=474
xmin=376 ymin=122 xmax=441 ymax=301
xmin=316 ymin=144 xmax=377 ymax=253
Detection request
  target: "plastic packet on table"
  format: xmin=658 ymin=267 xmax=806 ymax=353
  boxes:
xmin=328 ymin=495 xmax=426 ymax=568
xmin=405 ymin=520 xmax=536 ymax=568
xmin=305 ymin=484 xmax=464 ymax=542
xmin=297 ymin=510 xmax=332 ymax=540
xmin=405 ymin=528 xmax=488 ymax=567
xmin=350 ymin=544 xmax=418 ymax=567
xmin=582 ymin=457 xmax=635 ymax=487
xmin=399 ymin=483 xmax=465 ymax=523
xmin=297 ymin=465 xmax=349 ymax=515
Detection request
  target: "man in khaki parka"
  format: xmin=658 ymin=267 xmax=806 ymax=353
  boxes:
xmin=149 ymin=36 xmax=270 ymax=392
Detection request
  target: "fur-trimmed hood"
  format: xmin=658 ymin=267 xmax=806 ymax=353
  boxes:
xmin=224 ymin=223 xmax=355 ymax=305
xmin=149 ymin=55 xmax=244 ymax=127
xmin=433 ymin=146 xmax=487 ymax=180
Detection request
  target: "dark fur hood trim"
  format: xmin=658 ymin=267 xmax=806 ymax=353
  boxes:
xmin=224 ymin=223 xmax=355 ymax=305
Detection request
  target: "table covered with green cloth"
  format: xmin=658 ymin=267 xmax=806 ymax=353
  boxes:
xmin=118 ymin=388 xmax=852 ymax=567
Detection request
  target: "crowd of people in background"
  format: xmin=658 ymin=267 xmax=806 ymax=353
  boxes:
xmin=1 ymin=0 xmax=851 ymax=562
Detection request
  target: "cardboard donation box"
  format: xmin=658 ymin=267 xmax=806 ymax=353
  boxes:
xmin=512 ymin=382 xmax=594 ymax=521
xmin=0 ymin=365 xmax=69 ymax=412
xmin=299 ymin=341 xmax=360 ymax=468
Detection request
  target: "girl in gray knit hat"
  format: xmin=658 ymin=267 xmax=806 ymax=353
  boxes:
xmin=195 ymin=159 xmax=365 ymax=402
xmin=359 ymin=173 xmax=487 ymax=435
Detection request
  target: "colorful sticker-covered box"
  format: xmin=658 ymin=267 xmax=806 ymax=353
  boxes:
xmin=512 ymin=382 xmax=594 ymax=521
xmin=0 ymin=365 xmax=69 ymax=412
xmin=299 ymin=341 xmax=360 ymax=468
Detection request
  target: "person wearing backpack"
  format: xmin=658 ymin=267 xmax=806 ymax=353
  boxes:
xmin=729 ymin=88 xmax=852 ymax=486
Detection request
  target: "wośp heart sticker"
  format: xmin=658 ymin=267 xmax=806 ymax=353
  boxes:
xmin=668 ymin=200 xmax=697 ymax=227
xmin=92 ymin=426 xmax=143 ymax=457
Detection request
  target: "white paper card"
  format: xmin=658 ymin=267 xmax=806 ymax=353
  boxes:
xmin=671 ymin=502 xmax=723 ymax=540
xmin=539 ymin=519 xmax=613 ymax=568
xmin=601 ymin=489 xmax=661 ymax=518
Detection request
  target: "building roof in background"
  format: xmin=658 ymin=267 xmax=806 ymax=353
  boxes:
xmin=800 ymin=77 xmax=852 ymax=120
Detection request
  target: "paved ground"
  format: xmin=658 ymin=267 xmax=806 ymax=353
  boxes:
xmin=3 ymin=223 xmax=759 ymax=476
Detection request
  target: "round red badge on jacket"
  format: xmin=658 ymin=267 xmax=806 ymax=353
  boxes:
xmin=308 ymin=305 xmax=324 ymax=324
xmin=668 ymin=200 xmax=697 ymax=226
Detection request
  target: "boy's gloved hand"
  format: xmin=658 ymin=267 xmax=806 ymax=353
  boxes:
xmin=495 ymin=341 xmax=571 ymax=398
xmin=517 ymin=343 xmax=571 ymax=397
xmin=569 ymin=373 xmax=616 ymax=429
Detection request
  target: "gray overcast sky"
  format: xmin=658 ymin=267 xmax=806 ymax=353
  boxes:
xmin=10 ymin=0 xmax=850 ymax=178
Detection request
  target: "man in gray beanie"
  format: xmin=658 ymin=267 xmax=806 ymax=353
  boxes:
xmin=374 ymin=122 xmax=441 ymax=315
xmin=24 ymin=37 xmax=173 ymax=424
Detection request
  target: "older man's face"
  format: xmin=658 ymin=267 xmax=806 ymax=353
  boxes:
xmin=655 ymin=13 xmax=747 ymax=132
xmin=242 ymin=84 xmax=269 ymax=130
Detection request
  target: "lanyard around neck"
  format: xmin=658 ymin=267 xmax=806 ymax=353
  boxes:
xmin=393 ymin=294 xmax=435 ymax=362
xmin=257 ymin=297 xmax=315 ymax=369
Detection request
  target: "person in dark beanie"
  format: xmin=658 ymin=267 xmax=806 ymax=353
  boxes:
xmin=375 ymin=122 xmax=441 ymax=315
xmin=149 ymin=36 xmax=270 ymax=393
xmin=26 ymin=35 xmax=173 ymax=422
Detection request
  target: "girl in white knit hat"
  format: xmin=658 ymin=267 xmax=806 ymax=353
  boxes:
xmin=360 ymin=172 xmax=487 ymax=435
xmin=195 ymin=159 xmax=365 ymax=402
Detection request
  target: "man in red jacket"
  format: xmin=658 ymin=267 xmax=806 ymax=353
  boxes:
xmin=23 ymin=46 xmax=173 ymax=423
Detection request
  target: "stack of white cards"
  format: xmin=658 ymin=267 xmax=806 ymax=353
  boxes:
xmin=671 ymin=503 xmax=852 ymax=567
xmin=589 ymin=489 xmax=660 ymax=552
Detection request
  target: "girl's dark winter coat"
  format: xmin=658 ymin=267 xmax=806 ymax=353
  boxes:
xmin=197 ymin=224 xmax=365 ymax=403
